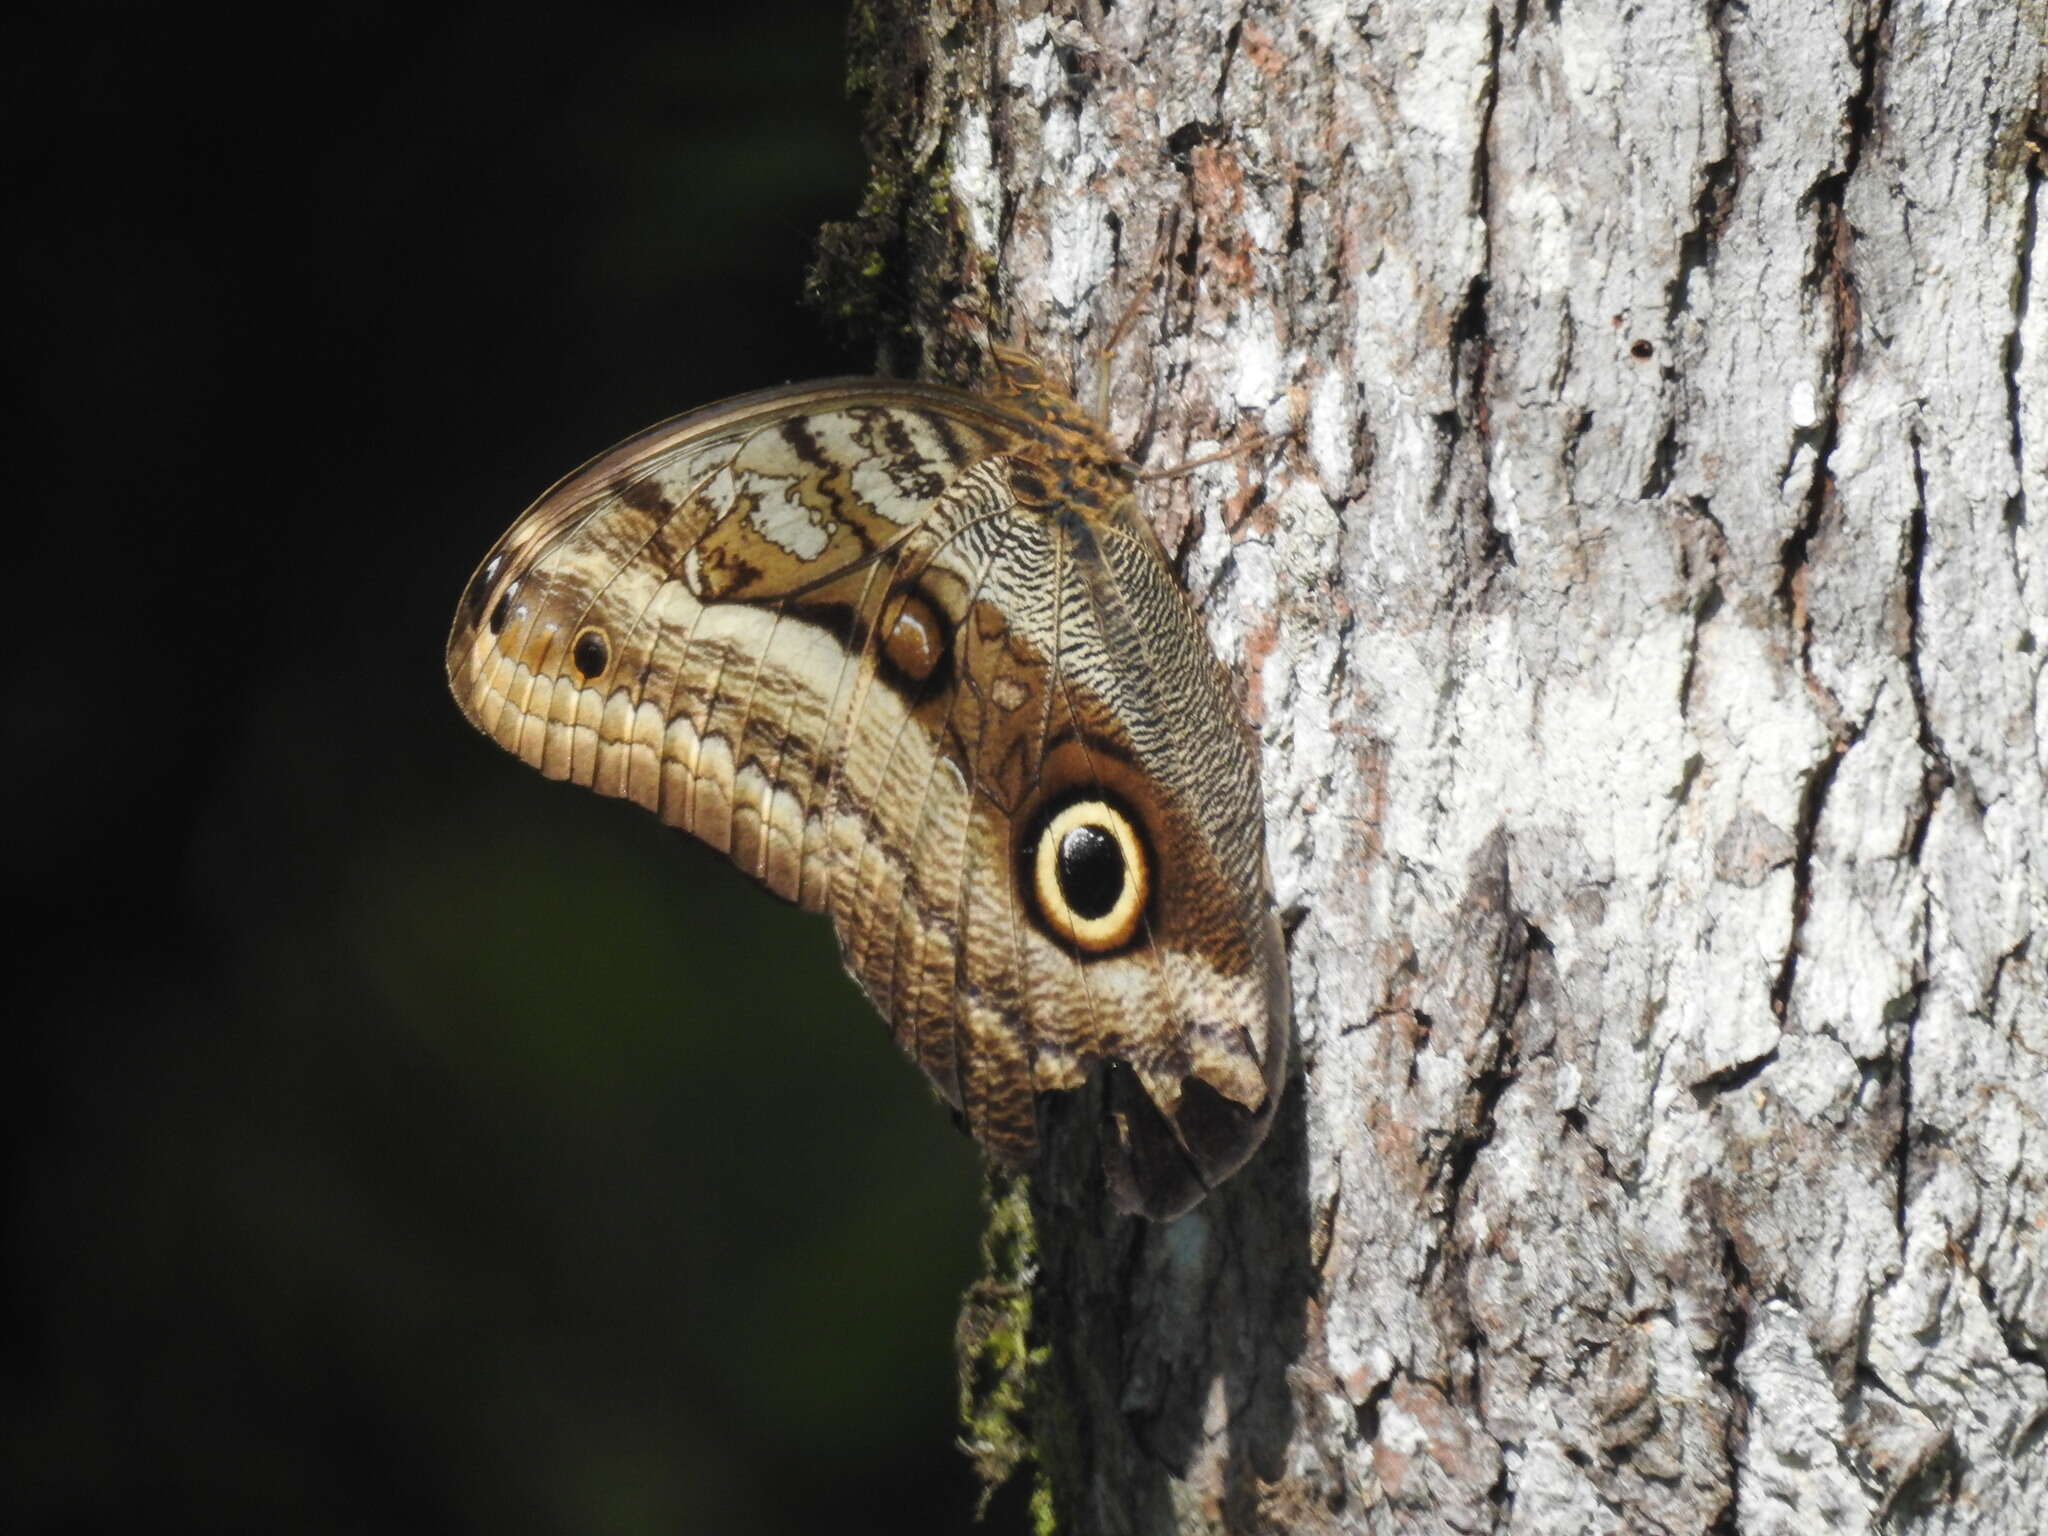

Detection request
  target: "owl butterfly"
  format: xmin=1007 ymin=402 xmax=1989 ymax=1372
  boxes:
xmin=446 ymin=347 xmax=1289 ymax=1218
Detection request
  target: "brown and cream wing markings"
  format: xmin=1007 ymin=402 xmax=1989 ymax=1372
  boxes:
xmin=446 ymin=355 xmax=1290 ymax=1217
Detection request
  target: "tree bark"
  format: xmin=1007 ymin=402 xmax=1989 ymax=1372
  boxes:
xmin=818 ymin=1 xmax=2048 ymax=1529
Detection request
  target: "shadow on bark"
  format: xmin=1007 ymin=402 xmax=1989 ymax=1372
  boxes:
xmin=1029 ymin=1050 xmax=1313 ymax=1533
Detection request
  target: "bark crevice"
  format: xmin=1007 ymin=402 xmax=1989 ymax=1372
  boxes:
xmin=2006 ymin=122 xmax=2040 ymax=542
xmin=1664 ymin=0 xmax=1741 ymax=325
xmin=1902 ymin=433 xmax=1954 ymax=862
xmin=1768 ymin=726 xmax=1858 ymax=1022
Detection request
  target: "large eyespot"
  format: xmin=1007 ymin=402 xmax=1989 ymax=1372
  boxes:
xmin=571 ymin=626 xmax=610 ymax=681
xmin=1028 ymin=795 xmax=1151 ymax=955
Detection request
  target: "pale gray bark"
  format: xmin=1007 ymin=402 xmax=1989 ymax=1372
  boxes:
xmin=825 ymin=1 xmax=2047 ymax=1530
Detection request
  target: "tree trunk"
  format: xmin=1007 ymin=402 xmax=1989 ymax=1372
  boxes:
xmin=817 ymin=1 xmax=2047 ymax=1529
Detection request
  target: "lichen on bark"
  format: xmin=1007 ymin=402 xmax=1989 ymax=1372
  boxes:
xmin=954 ymin=1174 xmax=1046 ymax=1521
xmin=808 ymin=0 xmax=999 ymax=384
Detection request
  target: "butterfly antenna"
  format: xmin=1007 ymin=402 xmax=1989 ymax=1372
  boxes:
xmin=1086 ymin=211 xmax=1183 ymax=420
xmin=1137 ymin=429 xmax=1289 ymax=482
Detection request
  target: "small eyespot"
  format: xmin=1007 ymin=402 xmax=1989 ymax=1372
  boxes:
xmin=571 ymin=627 xmax=609 ymax=680
xmin=880 ymin=590 xmax=945 ymax=685
xmin=488 ymin=581 xmax=518 ymax=635
xmin=464 ymin=553 xmax=508 ymax=626
xmin=1029 ymin=796 xmax=1150 ymax=954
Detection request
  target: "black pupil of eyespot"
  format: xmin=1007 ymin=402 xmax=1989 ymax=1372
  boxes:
xmin=573 ymin=632 xmax=607 ymax=678
xmin=1056 ymin=823 xmax=1124 ymax=920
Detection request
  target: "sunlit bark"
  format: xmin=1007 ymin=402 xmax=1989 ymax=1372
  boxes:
xmin=823 ymin=2 xmax=2047 ymax=1528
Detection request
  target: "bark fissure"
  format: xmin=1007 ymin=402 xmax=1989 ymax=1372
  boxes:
xmin=2014 ymin=1399 xmax=2048 ymax=1461
xmin=1800 ymin=0 xmax=1889 ymax=293
xmin=1352 ymin=1374 xmax=1394 ymax=1444
xmin=1703 ymin=1238 xmax=1755 ymax=1536
xmin=1214 ymin=17 xmax=1243 ymax=108
xmin=1975 ymin=1255 xmax=2048 ymax=1377
xmin=1452 ymin=7 xmax=1507 ymax=565
xmin=1664 ymin=0 xmax=1741 ymax=325
xmin=1561 ymin=405 xmax=1594 ymax=501
xmin=1901 ymin=435 xmax=1954 ymax=866
xmin=1777 ymin=401 xmax=1835 ymax=664
xmin=2008 ymin=121 xmax=2041 ymax=541
xmin=1640 ymin=418 xmax=1681 ymax=501
xmin=1769 ymin=725 xmax=1860 ymax=1021
xmin=1690 ymin=1047 xmax=1780 ymax=1105
xmin=1780 ymin=1 xmax=1890 ymax=658
xmin=1437 ymin=915 xmax=1539 ymax=1526
xmin=1987 ymin=933 xmax=2035 ymax=1039
xmin=1678 ymin=581 xmax=1724 ymax=718
xmin=1890 ymin=973 xmax=1924 ymax=1241
xmin=1422 ymin=912 xmax=1530 ymax=1289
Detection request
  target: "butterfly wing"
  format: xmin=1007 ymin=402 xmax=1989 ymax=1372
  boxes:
xmin=448 ymin=380 xmax=1288 ymax=1217
xmin=448 ymin=381 xmax=1017 ymax=898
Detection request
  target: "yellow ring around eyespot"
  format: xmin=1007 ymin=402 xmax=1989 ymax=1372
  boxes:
xmin=1032 ymin=799 xmax=1149 ymax=953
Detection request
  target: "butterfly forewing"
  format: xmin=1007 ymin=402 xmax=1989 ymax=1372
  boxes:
xmin=447 ymin=358 xmax=1289 ymax=1217
xmin=452 ymin=386 xmax=1005 ymax=848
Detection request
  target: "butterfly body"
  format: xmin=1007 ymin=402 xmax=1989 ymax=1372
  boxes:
xmin=448 ymin=349 xmax=1288 ymax=1217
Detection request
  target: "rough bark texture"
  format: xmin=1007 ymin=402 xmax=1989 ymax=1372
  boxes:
xmin=816 ymin=1 xmax=2048 ymax=1530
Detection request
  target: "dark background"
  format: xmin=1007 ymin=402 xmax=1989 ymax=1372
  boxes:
xmin=7 ymin=3 xmax=1029 ymax=1531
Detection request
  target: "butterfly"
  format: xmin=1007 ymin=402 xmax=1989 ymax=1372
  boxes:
xmin=446 ymin=347 xmax=1289 ymax=1217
